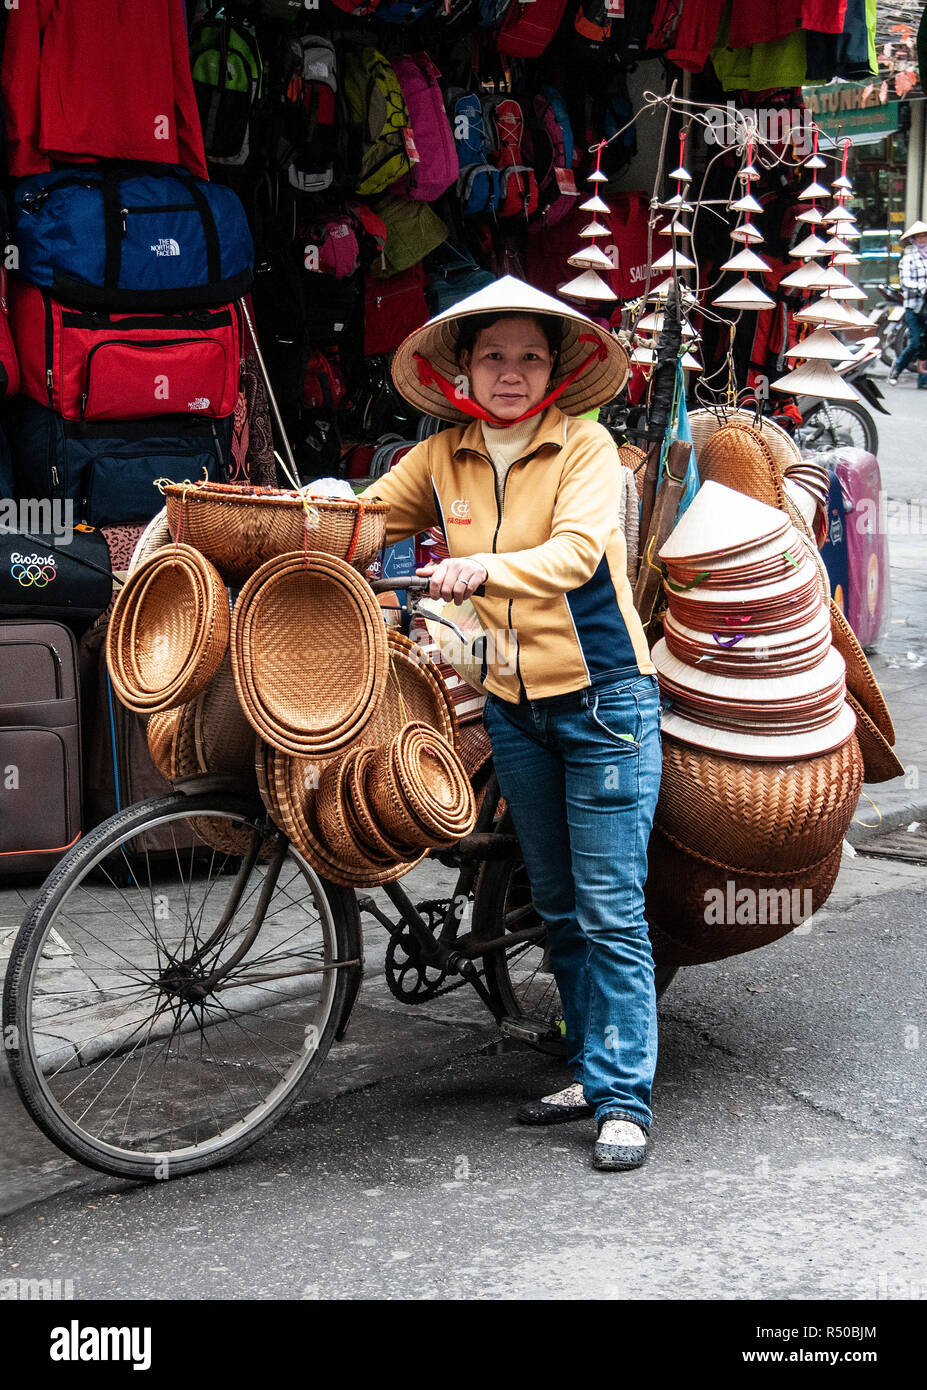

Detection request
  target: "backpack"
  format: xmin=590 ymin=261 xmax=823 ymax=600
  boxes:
xmin=296 ymin=210 xmax=362 ymax=278
xmin=341 ymin=47 xmax=413 ymax=197
xmin=256 ymin=0 xmax=307 ymax=16
xmin=371 ymin=195 xmax=448 ymax=277
xmin=485 ymin=98 xmax=539 ymax=221
xmin=302 ymin=349 xmax=348 ymax=412
xmin=364 ymin=265 xmax=428 ymax=356
xmin=497 ymin=0 xmax=569 ymax=58
xmin=391 ymin=55 xmax=457 ymax=202
xmin=574 ymin=0 xmax=612 ymax=46
xmin=528 ymin=89 xmax=578 ymax=228
xmin=277 ymin=36 xmax=338 ymax=194
xmin=477 ymin=0 xmax=510 ymax=24
xmin=448 ymin=91 xmax=500 ymax=217
xmin=426 ymin=244 xmax=495 ymax=314
xmin=191 ymin=15 xmax=262 ymax=165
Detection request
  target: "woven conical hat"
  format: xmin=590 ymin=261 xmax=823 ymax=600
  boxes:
xmin=391 ymin=275 xmax=630 ymax=423
xmin=659 ymin=480 xmax=790 ymax=565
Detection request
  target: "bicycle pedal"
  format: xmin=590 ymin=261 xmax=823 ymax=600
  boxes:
xmin=500 ymin=1016 xmax=559 ymax=1046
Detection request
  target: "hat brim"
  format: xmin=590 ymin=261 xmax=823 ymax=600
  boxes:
xmin=390 ymin=275 xmax=630 ymax=423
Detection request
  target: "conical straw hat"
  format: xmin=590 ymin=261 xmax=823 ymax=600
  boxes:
xmin=771 ymin=359 xmax=860 ymax=401
xmin=659 ymin=480 xmax=789 ymax=565
xmin=391 ymin=275 xmax=629 ymax=422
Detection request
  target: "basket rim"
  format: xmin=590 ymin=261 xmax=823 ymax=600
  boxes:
xmin=164 ymin=482 xmax=390 ymax=513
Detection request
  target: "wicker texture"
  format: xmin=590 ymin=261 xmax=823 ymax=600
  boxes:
xmin=107 ymin=544 xmax=230 ymax=714
xmin=128 ymin=508 xmax=173 ymax=578
xmin=165 ymin=481 xmax=388 ymax=585
xmin=688 ymin=408 xmax=801 ymax=477
xmin=655 ymin=732 xmax=863 ymax=872
xmin=644 ymin=828 xmax=844 ymax=965
xmin=230 ymin=550 xmax=387 ymax=756
xmin=390 ymin=726 xmax=476 ymax=843
xmin=353 ymin=630 xmax=458 ymax=752
xmin=618 ymin=443 xmax=647 ymax=500
xmin=193 ymin=654 xmax=259 ymax=782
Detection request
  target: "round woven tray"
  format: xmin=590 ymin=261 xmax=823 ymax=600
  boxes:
xmin=343 ymin=748 xmax=411 ymax=862
xmin=365 ymin=738 xmax=444 ymax=850
xmin=390 ymin=725 xmax=475 ymax=842
xmin=644 ymin=828 xmax=844 ymax=965
xmin=230 ymin=550 xmax=387 ymax=757
xmin=193 ymin=654 xmax=259 ymax=784
xmin=655 ymin=731 xmax=863 ymax=872
xmin=164 ymin=481 xmax=389 ymax=586
xmin=351 ymin=629 xmax=458 ymax=753
xmin=107 ymin=544 xmax=230 ymax=714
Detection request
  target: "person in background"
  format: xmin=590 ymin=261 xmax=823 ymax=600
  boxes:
xmin=361 ymin=278 xmax=662 ymax=1172
xmin=888 ymin=221 xmax=927 ymax=388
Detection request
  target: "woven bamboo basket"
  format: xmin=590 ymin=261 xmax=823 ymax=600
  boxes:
xmin=655 ymin=731 xmax=863 ymax=872
xmin=128 ymin=507 xmax=173 ymax=578
xmin=366 ymin=738 xmax=444 ymax=850
xmin=230 ymin=550 xmax=387 ymax=757
xmin=688 ymin=408 xmax=801 ymax=476
xmin=346 ymin=629 xmax=458 ymax=753
xmin=164 ymin=481 xmax=389 ymax=585
xmin=343 ymin=748 xmax=413 ymax=861
xmin=193 ymin=654 xmax=259 ymax=785
xmin=644 ymin=827 xmax=844 ymax=965
xmin=107 ymin=544 xmax=230 ymax=714
xmin=617 ymin=443 xmax=647 ymax=500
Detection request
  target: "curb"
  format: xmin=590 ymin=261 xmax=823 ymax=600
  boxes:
xmin=845 ymin=797 xmax=927 ymax=847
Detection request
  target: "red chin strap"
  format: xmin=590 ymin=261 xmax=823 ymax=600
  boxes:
xmin=414 ymin=334 xmax=608 ymax=428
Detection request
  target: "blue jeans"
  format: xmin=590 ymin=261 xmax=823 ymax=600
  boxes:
xmin=894 ymin=309 xmax=927 ymax=381
xmin=483 ymin=674 xmax=662 ymax=1130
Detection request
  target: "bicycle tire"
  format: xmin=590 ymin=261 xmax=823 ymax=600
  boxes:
xmin=472 ymin=811 xmax=677 ymax=1057
xmin=3 ymin=791 xmax=361 ymax=1181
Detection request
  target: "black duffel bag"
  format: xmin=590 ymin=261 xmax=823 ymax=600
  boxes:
xmin=0 ymin=526 xmax=113 ymax=622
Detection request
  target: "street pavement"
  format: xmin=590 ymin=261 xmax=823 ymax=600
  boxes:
xmin=1 ymin=370 xmax=926 ymax=1299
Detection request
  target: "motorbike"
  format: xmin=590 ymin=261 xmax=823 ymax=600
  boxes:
xmin=872 ymin=283 xmax=907 ymax=370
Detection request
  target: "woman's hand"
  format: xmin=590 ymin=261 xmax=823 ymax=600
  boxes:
xmin=416 ymin=558 xmax=488 ymax=604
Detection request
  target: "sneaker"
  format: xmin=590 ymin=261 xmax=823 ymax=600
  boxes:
xmin=517 ymin=1081 xmax=594 ymax=1125
xmin=592 ymin=1116 xmax=648 ymax=1171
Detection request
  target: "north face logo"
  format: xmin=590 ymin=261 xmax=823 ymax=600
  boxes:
xmin=187 ymin=397 xmax=211 ymax=412
xmin=151 ymin=238 xmax=180 ymax=257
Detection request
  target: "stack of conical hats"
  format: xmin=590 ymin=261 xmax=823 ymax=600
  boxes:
xmin=645 ymin=481 xmax=867 ymax=967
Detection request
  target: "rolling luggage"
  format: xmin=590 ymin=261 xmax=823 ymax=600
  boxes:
xmin=0 ymin=621 xmax=82 ymax=876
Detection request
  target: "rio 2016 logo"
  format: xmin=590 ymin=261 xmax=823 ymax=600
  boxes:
xmin=10 ymin=551 xmax=57 ymax=588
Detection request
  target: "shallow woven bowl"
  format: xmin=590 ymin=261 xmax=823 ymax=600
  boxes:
xmin=193 ymin=654 xmax=259 ymax=784
xmin=106 ymin=544 xmax=229 ymax=714
xmin=644 ymin=828 xmax=843 ymax=966
xmin=365 ymin=736 xmax=456 ymax=850
xmin=164 ymin=481 xmax=389 ymax=586
xmin=268 ymin=743 xmax=426 ymax=887
xmin=315 ymin=752 xmax=376 ymax=867
xmin=230 ymin=551 xmax=387 ymax=757
xmin=391 ymin=725 xmax=476 ymax=840
xmin=352 ymin=749 xmax=422 ymax=860
xmin=655 ymin=731 xmax=863 ymax=872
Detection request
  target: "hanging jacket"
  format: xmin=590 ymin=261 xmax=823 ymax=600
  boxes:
xmin=360 ymin=405 xmax=655 ymax=702
xmin=1 ymin=0 xmax=208 ymax=179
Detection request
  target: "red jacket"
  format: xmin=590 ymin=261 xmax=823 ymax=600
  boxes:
xmin=1 ymin=0 xmax=207 ymax=179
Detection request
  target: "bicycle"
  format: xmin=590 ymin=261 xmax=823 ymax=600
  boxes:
xmin=2 ymin=577 xmax=676 ymax=1181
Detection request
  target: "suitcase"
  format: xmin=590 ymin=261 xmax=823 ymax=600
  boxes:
xmin=831 ymin=449 xmax=891 ymax=649
xmin=0 ymin=620 xmax=82 ymax=877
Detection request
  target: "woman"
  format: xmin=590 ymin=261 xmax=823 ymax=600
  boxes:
xmin=888 ymin=221 xmax=927 ymax=388
xmin=362 ymin=277 xmax=662 ymax=1171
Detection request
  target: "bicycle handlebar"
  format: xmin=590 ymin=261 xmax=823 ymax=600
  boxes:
xmin=369 ymin=575 xmax=430 ymax=595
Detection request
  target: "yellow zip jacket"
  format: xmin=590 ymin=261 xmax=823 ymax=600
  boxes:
xmin=360 ymin=404 xmax=655 ymax=703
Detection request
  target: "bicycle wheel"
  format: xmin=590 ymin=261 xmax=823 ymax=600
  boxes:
xmin=797 ymin=400 xmax=878 ymax=456
xmin=3 ymin=792 xmax=360 ymax=1180
xmin=473 ymin=812 xmax=677 ymax=1056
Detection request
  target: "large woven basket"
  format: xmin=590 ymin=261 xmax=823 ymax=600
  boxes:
xmin=655 ymin=732 xmax=863 ymax=872
xmin=106 ymin=544 xmax=230 ymax=714
xmin=146 ymin=708 xmax=180 ymax=781
xmin=829 ymin=600 xmax=894 ymax=744
xmin=164 ymin=481 xmax=389 ymax=585
xmin=644 ymin=828 xmax=844 ymax=965
xmin=230 ymin=550 xmax=387 ymax=757
xmin=353 ymin=629 xmax=458 ymax=753
xmin=697 ymin=423 xmax=788 ymax=511
xmin=847 ymin=693 xmax=905 ymax=784
xmin=193 ymin=654 xmax=258 ymax=785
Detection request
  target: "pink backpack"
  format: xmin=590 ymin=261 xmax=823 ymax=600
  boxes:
xmin=391 ymin=54 xmax=457 ymax=202
xmin=530 ymin=90 xmax=578 ymax=228
xmin=497 ymin=0 xmax=570 ymax=58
